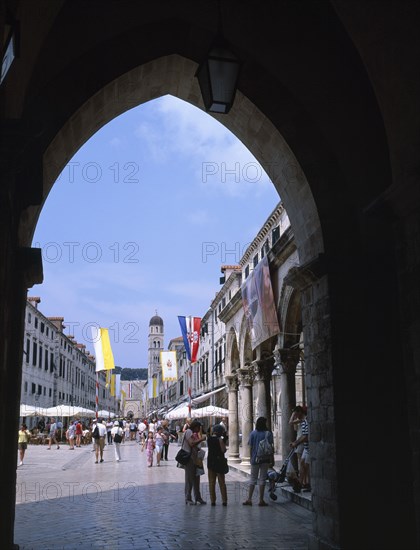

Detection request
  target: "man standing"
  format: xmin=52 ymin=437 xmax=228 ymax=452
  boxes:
xmin=93 ymin=419 xmax=107 ymax=463
xmin=47 ymin=417 xmax=59 ymax=450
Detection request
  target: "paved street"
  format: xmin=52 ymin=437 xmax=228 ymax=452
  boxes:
xmin=15 ymin=441 xmax=312 ymax=549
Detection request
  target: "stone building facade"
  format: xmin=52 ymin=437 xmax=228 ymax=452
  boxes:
xmin=120 ymin=379 xmax=147 ymax=419
xmin=20 ymin=297 xmax=117 ymax=425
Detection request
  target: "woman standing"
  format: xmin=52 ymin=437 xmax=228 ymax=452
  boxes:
xmin=18 ymin=423 xmax=31 ymax=466
xmin=154 ymin=427 xmax=164 ymax=466
xmin=243 ymin=416 xmax=274 ymax=506
xmin=145 ymin=432 xmax=155 ymax=467
xmin=207 ymin=424 xmax=228 ymax=506
xmin=160 ymin=420 xmax=174 ymax=461
xmin=111 ymin=421 xmax=123 ymax=462
xmin=182 ymin=420 xmax=207 ymax=505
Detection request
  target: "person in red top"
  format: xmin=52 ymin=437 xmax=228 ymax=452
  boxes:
xmin=75 ymin=420 xmax=83 ymax=447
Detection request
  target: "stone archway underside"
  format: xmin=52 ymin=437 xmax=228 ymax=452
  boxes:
xmin=26 ymin=55 xmax=323 ymax=271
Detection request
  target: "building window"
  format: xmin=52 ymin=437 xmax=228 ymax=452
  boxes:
xmin=25 ymin=339 xmax=30 ymax=363
xmin=39 ymin=346 xmax=43 ymax=368
xmin=32 ymin=342 xmax=37 ymax=366
xmin=31 ymin=383 xmax=36 ymax=394
xmin=253 ymin=253 xmax=258 ymax=267
xmin=49 ymin=388 xmax=52 ymax=397
xmin=43 ymin=387 xmax=46 ymax=396
xmin=34 ymin=317 xmax=38 ymax=329
xmin=40 ymin=322 xmax=45 ymax=333
xmin=45 ymin=351 xmax=48 ymax=371
xmin=245 ymin=265 xmax=250 ymax=279
xmin=46 ymin=326 xmax=49 ymax=337
xmin=28 ymin=312 xmax=31 ymax=323
xmin=272 ymin=226 xmax=280 ymax=244
xmin=50 ymin=352 xmax=54 ymax=373
xmin=24 ymin=381 xmax=28 ymax=393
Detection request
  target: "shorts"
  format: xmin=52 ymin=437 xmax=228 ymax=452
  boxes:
xmin=18 ymin=442 xmax=27 ymax=450
xmin=94 ymin=437 xmax=105 ymax=451
xmin=302 ymin=448 xmax=310 ymax=463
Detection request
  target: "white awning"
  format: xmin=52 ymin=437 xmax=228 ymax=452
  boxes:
xmin=191 ymin=386 xmax=226 ymax=405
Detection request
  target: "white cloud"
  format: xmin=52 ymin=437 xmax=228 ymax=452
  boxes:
xmin=135 ymin=95 xmax=273 ymax=198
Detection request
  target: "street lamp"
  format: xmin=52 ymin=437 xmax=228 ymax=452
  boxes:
xmin=196 ymin=41 xmax=241 ymax=114
xmin=195 ymin=2 xmax=241 ymax=114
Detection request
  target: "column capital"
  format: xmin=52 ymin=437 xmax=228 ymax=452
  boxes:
xmin=252 ymin=358 xmax=274 ymax=381
xmin=273 ymin=345 xmax=300 ymax=374
xmin=238 ymin=365 xmax=255 ymax=387
xmin=225 ymin=374 xmax=239 ymax=392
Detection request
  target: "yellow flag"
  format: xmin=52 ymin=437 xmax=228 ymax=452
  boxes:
xmin=101 ymin=329 xmax=115 ymax=370
xmin=92 ymin=327 xmax=115 ymax=372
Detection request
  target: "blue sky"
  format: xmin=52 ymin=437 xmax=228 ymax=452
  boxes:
xmin=32 ymin=95 xmax=280 ymax=368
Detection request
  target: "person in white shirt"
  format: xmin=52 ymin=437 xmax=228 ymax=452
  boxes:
xmin=93 ymin=419 xmax=107 ymax=463
xmin=111 ymin=421 xmax=123 ymax=462
xmin=106 ymin=420 xmax=113 ymax=445
xmin=138 ymin=420 xmax=147 ymax=445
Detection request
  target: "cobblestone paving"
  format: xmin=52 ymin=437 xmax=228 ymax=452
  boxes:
xmin=15 ymin=441 xmax=312 ymax=549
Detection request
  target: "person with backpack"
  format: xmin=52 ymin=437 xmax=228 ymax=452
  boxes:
xmin=243 ymin=416 xmax=274 ymax=507
xmin=111 ymin=420 xmax=124 ymax=462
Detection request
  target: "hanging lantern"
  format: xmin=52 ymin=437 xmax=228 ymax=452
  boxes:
xmin=196 ymin=40 xmax=241 ymax=114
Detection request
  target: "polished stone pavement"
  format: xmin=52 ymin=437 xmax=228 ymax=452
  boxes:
xmin=15 ymin=441 xmax=312 ymax=549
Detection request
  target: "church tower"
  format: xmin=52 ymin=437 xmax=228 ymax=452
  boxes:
xmin=148 ymin=311 xmax=164 ymax=380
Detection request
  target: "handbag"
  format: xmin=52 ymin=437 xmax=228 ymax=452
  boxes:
xmin=113 ymin=432 xmax=122 ymax=443
xmin=175 ymin=448 xmax=191 ymax=465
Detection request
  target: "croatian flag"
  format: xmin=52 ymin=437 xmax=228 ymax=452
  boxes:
xmin=178 ymin=316 xmax=201 ymax=363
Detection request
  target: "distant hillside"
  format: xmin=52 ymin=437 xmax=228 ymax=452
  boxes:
xmin=114 ymin=367 xmax=148 ymax=381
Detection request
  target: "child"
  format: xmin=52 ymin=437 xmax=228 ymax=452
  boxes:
xmin=267 ymin=464 xmax=280 ymax=495
xmin=145 ymin=432 xmax=155 ymax=467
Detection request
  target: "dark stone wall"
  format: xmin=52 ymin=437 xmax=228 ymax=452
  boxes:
xmin=1 ymin=1 xmax=419 ymax=549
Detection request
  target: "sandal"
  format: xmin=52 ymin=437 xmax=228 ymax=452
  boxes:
xmin=258 ymin=501 xmax=268 ymax=506
xmin=242 ymin=500 xmax=252 ymax=506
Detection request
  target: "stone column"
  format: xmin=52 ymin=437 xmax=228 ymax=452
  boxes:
xmin=238 ymin=365 xmax=254 ymax=465
xmin=252 ymin=358 xmax=274 ymax=427
xmin=225 ymin=374 xmax=240 ymax=462
xmin=252 ymin=359 xmax=267 ymax=419
xmin=273 ymin=345 xmax=299 ymax=461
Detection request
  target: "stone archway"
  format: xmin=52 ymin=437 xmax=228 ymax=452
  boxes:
xmin=3 ymin=3 xmax=418 ymax=549
xmin=22 ymin=54 xmax=322 ymax=269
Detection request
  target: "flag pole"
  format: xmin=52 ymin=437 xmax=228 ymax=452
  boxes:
xmin=95 ymin=372 xmax=99 ymax=420
xmin=187 ymin=358 xmax=192 ymax=417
